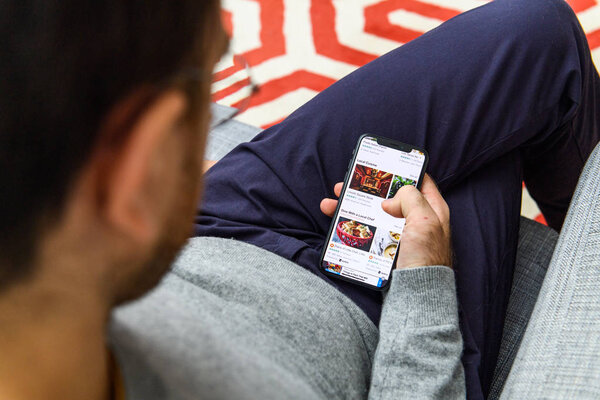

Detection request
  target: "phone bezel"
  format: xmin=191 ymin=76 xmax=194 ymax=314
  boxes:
xmin=319 ymin=134 xmax=429 ymax=291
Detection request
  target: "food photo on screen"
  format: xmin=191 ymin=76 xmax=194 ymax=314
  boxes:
xmin=323 ymin=261 xmax=343 ymax=274
xmin=370 ymin=230 xmax=402 ymax=259
xmin=349 ymin=164 xmax=393 ymax=198
xmin=387 ymin=175 xmax=417 ymax=199
xmin=332 ymin=217 xmax=376 ymax=252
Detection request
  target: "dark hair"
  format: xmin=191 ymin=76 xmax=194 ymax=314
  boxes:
xmin=0 ymin=0 xmax=218 ymax=287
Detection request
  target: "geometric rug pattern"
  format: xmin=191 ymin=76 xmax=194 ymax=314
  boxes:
xmin=214 ymin=0 xmax=600 ymax=222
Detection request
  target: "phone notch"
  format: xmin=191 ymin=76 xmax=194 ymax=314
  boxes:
xmin=376 ymin=137 xmax=411 ymax=153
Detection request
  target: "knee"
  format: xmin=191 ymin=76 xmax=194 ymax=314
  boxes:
xmin=507 ymin=0 xmax=579 ymax=37
xmin=493 ymin=0 xmax=583 ymax=59
xmin=540 ymin=0 xmax=579 ymax=20
xmin=529 ymin=0 xmax=579 ymax=32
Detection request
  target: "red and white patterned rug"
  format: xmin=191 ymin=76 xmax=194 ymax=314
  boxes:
xmin=214 ymin=0 xmax=600 ymax=222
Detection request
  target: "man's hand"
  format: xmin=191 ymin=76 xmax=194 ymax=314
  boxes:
xmin=320 ymin=174 xmax=452 ymax=270
xmin=381 ymin=174 xmax=452 ymax=269
xmin=203 ymin=160 xmax=217 ymax=173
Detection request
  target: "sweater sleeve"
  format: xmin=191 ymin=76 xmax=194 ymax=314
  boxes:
xmin=368 ymin=266 xmax=465 ymax=400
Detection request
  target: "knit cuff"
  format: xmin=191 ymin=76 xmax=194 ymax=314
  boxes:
xmin=387 ymin=266 xmax=458 ymax=328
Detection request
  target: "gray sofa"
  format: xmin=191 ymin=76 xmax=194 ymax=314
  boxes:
xmin=207 ymin=104 xmax=600 ymax=399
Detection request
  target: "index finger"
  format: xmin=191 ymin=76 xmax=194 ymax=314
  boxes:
xmin=333 ymin=182 xmax=343 ymax=198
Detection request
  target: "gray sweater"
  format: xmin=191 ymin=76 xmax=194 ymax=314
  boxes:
xmin=109 ymin=237 xmax=465 ymax=399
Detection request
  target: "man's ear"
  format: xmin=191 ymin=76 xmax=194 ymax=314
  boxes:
xmin=94 ymin=90 xmax=187 ymax=245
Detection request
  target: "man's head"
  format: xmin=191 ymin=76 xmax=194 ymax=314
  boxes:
xmin=0 ymin=1 xmax=227 ymax=304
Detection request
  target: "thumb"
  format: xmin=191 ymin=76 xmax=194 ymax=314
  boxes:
xmin=381 ymin=184 xmax=433 ymax=219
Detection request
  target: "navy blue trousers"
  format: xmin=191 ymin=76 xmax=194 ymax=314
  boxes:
xmin=195 ymin=0 xmax=600 ymax=397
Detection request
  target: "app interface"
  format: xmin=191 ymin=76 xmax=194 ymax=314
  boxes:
xmin=322 ymin=136 xmax=426 ymax=288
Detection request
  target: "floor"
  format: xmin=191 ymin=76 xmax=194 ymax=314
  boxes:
xmin=213 ymin=0 xmax=600 ymax=222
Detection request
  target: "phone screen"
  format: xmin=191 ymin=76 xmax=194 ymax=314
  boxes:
xmin=321 ymin=135 xmax=427 ymax=289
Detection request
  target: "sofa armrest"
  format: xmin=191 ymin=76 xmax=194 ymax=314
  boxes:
xmin=500 ymin=142 xmax=600 ymax=399
xmin=205 ymin=103 xmax=262 ymax=161
xmin=489 ymin=217 xmax=558 ymax=399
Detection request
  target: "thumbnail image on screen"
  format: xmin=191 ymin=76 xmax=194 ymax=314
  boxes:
xmin=387 ymin=175 xmax=417 ymax=199
xmin=370 ymin=229 xmax=401 ymax=259
xmin=349 ymin=164 xmax=393 ymax=198
xmin=332 ymin=217 xmax=377 ymax=253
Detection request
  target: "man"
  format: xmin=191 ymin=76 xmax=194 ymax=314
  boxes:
xmin=0 ymin=1 xmax=226 ymax=398
xmin=0 ymin=1 xmax=598 ymax=400
xmin=0 ymin=0 xmax=459 ymax=399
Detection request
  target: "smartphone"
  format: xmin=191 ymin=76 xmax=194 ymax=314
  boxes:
xmin=320 ymin=134 xmax=428 ymax=290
